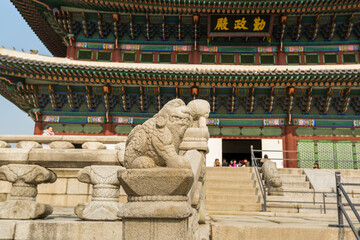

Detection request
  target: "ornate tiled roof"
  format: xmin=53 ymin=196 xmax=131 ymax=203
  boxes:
xmin=10 ymin=0 xmax=360 ymax=56
xmin=0 ymin=48 xmax=359 ymax=88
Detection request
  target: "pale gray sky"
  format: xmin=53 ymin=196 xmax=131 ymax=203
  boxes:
xmin=0 ymin=1 xmax=51 ymax=134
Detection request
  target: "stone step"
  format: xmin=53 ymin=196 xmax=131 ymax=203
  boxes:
xmin=278 ymin=168 xmax=304 ymax=175
xmin=343 ymin=186 xmax=360 ymax=194
xmin=206 ymin=167 xmax=254 ymax=174
xmin=206 ymin=186 xmax=258 ymax=195
xmin=275 ymin=188 xmax=315 ymax=198
xmin=280 ymin=174 xmax=307 ymax=182
xmin=206 ymin=201 xmax=262 ymax=212
xmin=282 ymin=181 xmax=310 ymax=189
xmin=206 ymin=194 xmax=260 ymax=203
xmin=343 ymin=176 xmax=360 ymax=183
xmin=266 ymin=202 xmax=301 ymax=213
xmin=206 ymin=175 xmax=254 ymax=182
xmin=206 ymin=172 xmax=254 ymax=179
xmin=206 ymin=179 xmax=256 ymax=188
xmin=338 ymin=169 xmax=360 ymax=176
xmin=265 ymin=194 xmax=356 ymax=204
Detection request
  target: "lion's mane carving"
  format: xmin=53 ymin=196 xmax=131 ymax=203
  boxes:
xmin=124 ymin=99 xmax=193 ymax=169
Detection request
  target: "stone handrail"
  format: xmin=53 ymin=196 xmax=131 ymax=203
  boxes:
xmin=0 ymin=135 xmax=127 ymax=145
xmin=0 ymin=135 xmax=125 ymax=168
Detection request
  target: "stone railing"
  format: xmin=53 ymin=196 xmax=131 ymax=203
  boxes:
xmin=0 ymin=135 xmax=127 ymax=209
xmin=0 ymin=99 xmax=210 ymax=240
xmin=0 ymin=135 xmax=209 ymax=239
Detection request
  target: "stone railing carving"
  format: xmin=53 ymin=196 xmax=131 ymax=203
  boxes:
xmin=75 ymin=165 xmax=125 ymax=220
xmin=0 ymin=135 xmax=127 ymax=218
xmin=0 ymin=164 xmax=57 ymax=219
xmin=0 ymin=98 xmax=210 ymax=240
xmin=119 ymin=99 xmax=210 ymax=240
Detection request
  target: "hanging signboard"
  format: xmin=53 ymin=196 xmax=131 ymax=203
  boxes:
xmin=208 ymin=15 xmax=274 ymax=37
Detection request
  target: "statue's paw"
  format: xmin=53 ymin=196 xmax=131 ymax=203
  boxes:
xmin=131 ymin=156 xmax=156 ymax=169
xmin=179 ymin=158 xmax=191 ymax=169
xmin=167 ymin=157 xmax=191 ymax=169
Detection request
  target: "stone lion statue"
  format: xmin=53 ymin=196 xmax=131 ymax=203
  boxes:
xmin=124 ymin=99 xmax=194 ymax=169
xmin=261 ymin=158 xmax=284 ymax=196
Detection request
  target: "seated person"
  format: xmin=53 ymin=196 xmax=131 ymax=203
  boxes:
xmin=313 ymin=163 xmax=320 ymax=169
xmin=214 ymin=159 xmax=221 ymax=167
xmin=222 ymin=159 xmax=228 ymax=167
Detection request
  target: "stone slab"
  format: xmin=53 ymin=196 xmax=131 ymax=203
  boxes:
xmin=51 ymin=168 xmax=80 ymax=178
xmin=0 ymin=135 xmax=127 ymax=144
xmin=0 ymin=221 xmax=15 ymax=240
xmin=304 ymin=169 xmax=337 ymax=192
xmin=27 ymin=149 xmax=120 ymax=168
xmin=12 ymin=220 xmax=122 ymax=240
xmin=0 ymin=181 xmax=11 ymax=193
xmin=66 ymin=178 xmax=90 ymax=195
xmin=37 ymin=179 xmax=67 ymax=194
xmin=36 ymin=194 xmax=91 ymax=208
xmin=210 ymin=215 xmax=357 ymax=240
xmin=186 ymin=150 xmax=202 ymax=202
xmin=0 ymin=149 xmax=30 ymax=166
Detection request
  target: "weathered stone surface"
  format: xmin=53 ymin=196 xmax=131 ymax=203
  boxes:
xmin=0 ymin=164 xmax=57 ymax=219
xmin=75 ymin=165 xmax=124 ymax=220
xmin=114 ymin=143 xmax=125 ymax=150
xmin=124 ymin=99 xmax=192 ymax=169
xmin=179 ymin=99 xmax=210 ymax=154
xmin=0 ymin=180 xmax=11 ymax=193
xmin=36 ymin=194 xmax=91 ymax=208
xmin=0 ymin=220 xmax=15 ymax=239
xmin=49 ymin=141 xmax=75 ymax=149
xmin=16 ymin=141 xmax=42 ymax=149
xmin=37 ymin=178 xmax=67 ymax=194
xmin=66 ymin=178 xmax=90 ymax=195
xmin=119 ymin=200 xmax=192 ymax=219
xmin=0 ymin=141 xmax=10 ymax=148
xmin=186 ymin=150 xmax=203 ymax=205
xmin=118 ymin=168 xmax=194 ymax=240
xmin=12 ymin=220 xmax=122 ymax=240
xmin=81 ymin=142 xmax=106 ymax=149
xmin=0 ymin=164 xmax=56 ymax=185
xmin=0 ymin=135 xmax=127 ymax=144
xmin=210 ymin=215 xmax=358 ymax=240
xmin=115 ymin=143 xmax=126 ymax=166
xmin=304 ymin=169 xmax=336 ymax=192
xmin=27 ymin=149 xmax=119 ymax=168
xmin=119 ymin=168 xmax=194 ymax=196
xmin=0 ymin=200 xmax=53 ymax=220
xmin=117 ymin=150 xmax=125 ymax=167
xmin=0 ymin=149 xmax=30 ymax=166
xmin=122 ymin=218 xmax=190 ymax=240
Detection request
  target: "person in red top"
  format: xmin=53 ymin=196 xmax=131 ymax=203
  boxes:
xmin=43 ymin=126 xmax=55 ymax=136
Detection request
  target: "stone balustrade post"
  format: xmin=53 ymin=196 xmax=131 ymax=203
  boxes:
xmin=0 ymin=164 xmax=57 ymax=219
xmin=118 ymin=168 xmax=194 ymax=240
xmin=74 ymin=165 xmax=125 ymax=220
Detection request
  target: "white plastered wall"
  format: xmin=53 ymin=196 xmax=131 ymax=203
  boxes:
xmin=261 ymin=139 xmax=283 ymax=168
xmin=206 ymin=138 xmax=222 ymax=167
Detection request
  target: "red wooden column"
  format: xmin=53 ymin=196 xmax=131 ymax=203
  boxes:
xmin=277 ymin=52 xmax=286 ymax=65
xmin=103 ymin=123 xmax=114 ymax=135
xmin=34 ymin=122 xmax=44 ymax=135
xmin=66 ymin=46 xmax=76 ymax=59
xmin=283 ymin=125 xmax=298 ymax=168
xmin=113 ymin=49 xmax=121 ymax=62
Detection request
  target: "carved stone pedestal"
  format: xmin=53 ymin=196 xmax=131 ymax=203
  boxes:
xmin=118 ymin=168 xmax=194 ymax=240
xmin=75 ymin=165 xmax=124 ymax=220
xmin=0 ymin=164 xmax=57 ymax=219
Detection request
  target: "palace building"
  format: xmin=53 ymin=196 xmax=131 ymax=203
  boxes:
xmin=1 ymin=0 xmax=360 ymax=168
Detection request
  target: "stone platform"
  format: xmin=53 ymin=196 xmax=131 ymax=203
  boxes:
xmin=0 ymin=208 xmax=358 ymax=240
